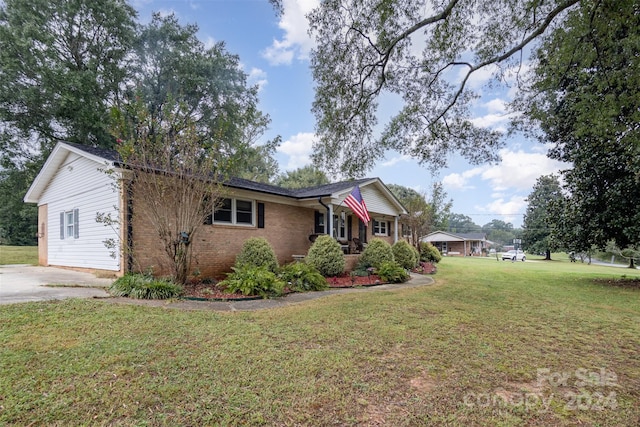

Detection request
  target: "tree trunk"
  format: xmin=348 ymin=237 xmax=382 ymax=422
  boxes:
xmin=628 ymin=258 xmax=636 ymax=269
xmin=545 ymin=249 xmax=551 ymax=260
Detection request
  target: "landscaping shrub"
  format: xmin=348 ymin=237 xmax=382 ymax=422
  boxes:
xmin=358 ymin=238 xmax=394 ymax=269
xmin=392 ymin=240 xmax=418 ymax=269
xmin=235 ymin=237 xmax=279 ymax=272
xmin=279 ymin=262 xmax=328 ymax=292
xmin=420 ymin=242 xmax=442 ymax=263
xmin=376 ymin=261 xmax=410 ymax=283
xmin=305 ymin=234 xmax=345 ymax=277
xmin=220 ymin=265 xmax=285 ymax=298
xmin=109 ymin=273 xmax=183 ymax=299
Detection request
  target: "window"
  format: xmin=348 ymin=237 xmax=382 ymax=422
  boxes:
xmin=236 ymin=200 xmax=253 ymax=224
xmin=373 ymin=219 xmax=389 ymax=236
xmin=60 ymin=209 xmax=79 ymax=240
xmin=314 ymin=211 xmax=325 ymax=234
xmin=213 ymin=198 xmax=254 ymax=226
xmin=214 ymin=198 xmax=232 ymax=223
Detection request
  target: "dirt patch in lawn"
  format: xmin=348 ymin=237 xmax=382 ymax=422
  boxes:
xmin=593 ymin=277 xmax=640 ymax=289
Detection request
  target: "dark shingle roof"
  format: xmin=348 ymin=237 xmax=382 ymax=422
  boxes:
xmin=65 ymin=142 xmax=375 ymax=199
xmin=63 ymin=141 xmax=121 ymax=163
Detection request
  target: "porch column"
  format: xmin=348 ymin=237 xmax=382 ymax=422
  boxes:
xmin=327 ymin=204 xmax=334 ymax=237
xmin=464 ymin=240 xmax=467 ymax=257
xmin=394 ymin=216 xmax=398 ymax=243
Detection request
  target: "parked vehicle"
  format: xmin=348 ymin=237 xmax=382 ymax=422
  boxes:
xmin=502 ymin=250 xmax=526 ymax=262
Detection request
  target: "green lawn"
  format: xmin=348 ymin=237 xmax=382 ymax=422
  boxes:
xmin=0 ymin=245 xmax=38 ymax=265
xmin=1 ymin=257 xmax=639 ymax=426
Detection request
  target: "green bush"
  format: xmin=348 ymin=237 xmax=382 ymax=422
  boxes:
xmin=305 ymin=234 xmax=345 ymax=277
xmin=109 ymin=273 xmax=183 ymax=299
xmin=220 ymin=265 xmax=285 ymax=298
xmin=279 ymin=262 xmax=328 ymax=292
xmin=420 ymin=242 xmax=442 ymax=263
xmin=358 ymin=238 xmax=394 ymax=269
xmin=235 ymin=237 xmax=279 ymax=272
xmin=376 ymin=261 xmax=410 ymax=283
xmin=392 ymin=240 xmax=418 ymax=269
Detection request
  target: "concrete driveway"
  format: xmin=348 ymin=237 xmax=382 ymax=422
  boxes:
xmin=0 ymin=265 xmax=112 ymax=305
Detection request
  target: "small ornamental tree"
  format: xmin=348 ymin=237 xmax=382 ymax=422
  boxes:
xmin=392 ymin=240 xmax=418 ymax=269
xmin=358 ymin=238 xmax=394 ymax=269
xmin=110 ymin=98 xmax=228 ymax=284
xmin=305 ymin=234 xmax=345 ymax=277
xmin=235 ymin=237 xmax=279 ymax=273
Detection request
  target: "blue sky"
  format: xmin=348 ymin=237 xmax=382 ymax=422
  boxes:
xmin=133 ymin=0 xmax=567 ymax=228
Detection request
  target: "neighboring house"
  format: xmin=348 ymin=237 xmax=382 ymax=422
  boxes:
xmin=24 ymin=142 xmax=407 ymax=278
xmin=421 ymin=231 xmax=492 ymax=256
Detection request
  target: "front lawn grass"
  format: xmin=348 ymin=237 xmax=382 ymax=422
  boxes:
xmin=0 ymin=245 xmax=37 ymax=265
xmin=1 ymin=257 xmax=639 ymax=425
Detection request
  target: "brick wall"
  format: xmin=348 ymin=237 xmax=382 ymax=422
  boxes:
xmin=130 ymin=194 xmax=316 ymax=279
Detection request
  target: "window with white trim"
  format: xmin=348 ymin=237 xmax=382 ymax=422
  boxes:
xmin=60 ymin=209 xmax=79 ymax=240
xmin=373 ymin=219 xmax=389 ymax=236
xmin=214 ymin=198 xmax=254 ymax=226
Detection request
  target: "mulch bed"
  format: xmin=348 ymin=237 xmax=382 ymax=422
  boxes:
xmin=181 ymin=264 xmax=438 ymax=300
xmin=325 ymin=274 xmax=382 ymax=288
xmin=181 ymin=282 xmax=261 ymax=301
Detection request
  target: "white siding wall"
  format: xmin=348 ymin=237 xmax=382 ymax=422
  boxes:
xmin=338 ymin=185 xmax=398 ymax=216
xmin=39 ymin=153 xmax=121 ymax=271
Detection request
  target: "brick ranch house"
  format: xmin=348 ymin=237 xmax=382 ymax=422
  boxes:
xmin=421 ymin=231 xmax=493 ymax=257
xmin=24 ymin=142 xmax=408 ymax=278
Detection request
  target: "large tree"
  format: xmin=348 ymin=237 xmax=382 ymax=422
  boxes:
xmin=127 ymin=13 xmax=279 ymax=182
xmin=287 ymin=0 xmax=587 ymax=176
xmin=0 ymin=0 xmax=136 ymax=245
xmin=516 ymin=0 xmax=640 ymax=255
xmin=522 ymin=175 xmax=563 ymax=260
xmin=447 ymin=213 xmax=481 ymax=234
xmin=274 ymin=165 xmax=329 ymax=189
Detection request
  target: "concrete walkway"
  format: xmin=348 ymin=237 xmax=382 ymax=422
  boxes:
xmin=0 ymin=265 xmax=112 ymax=305
xmin=0 ymin=264 xmax=435 ymax=311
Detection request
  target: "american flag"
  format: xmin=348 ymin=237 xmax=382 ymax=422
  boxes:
xmin=344 ymin=185 xmax=370 ymax=223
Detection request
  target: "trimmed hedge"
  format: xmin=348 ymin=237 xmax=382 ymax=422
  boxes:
xmin=392 ymin=240 xmax=418 ymax=269
xmin=358 ymin=238 xmax=394 ymax=269
xmin=420 ymin=242 xmax=442 ymax=263
xmin=235 ymin=237 xmax=279 ymax=272
xmin=305 ymin=235 xmax=345 ymax=277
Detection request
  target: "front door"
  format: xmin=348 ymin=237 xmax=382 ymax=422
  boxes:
xmin=358 ymin=219 xmax=368 ymax=243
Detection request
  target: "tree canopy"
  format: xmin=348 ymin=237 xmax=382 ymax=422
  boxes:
xmin=0 ymin=1 xmax=279 ymax=244
xmin=300 ymin=0 xmax=585 ymax=176
xmin=274 ymin=165 xmax=329 ymax=189
xmin=517 ymin=0 xmax=640 ymax=253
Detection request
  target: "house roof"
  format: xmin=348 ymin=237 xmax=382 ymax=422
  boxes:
xmin=25 ymin=142 xmax=407 ymax=214
xmin=421 ymin=231 xmax=488 ymax=242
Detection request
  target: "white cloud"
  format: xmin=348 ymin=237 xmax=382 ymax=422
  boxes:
xmin=247 ymin=67 xmax=268 ymax=92
xmin=277 ymin=132 xmax=315 ymax=170
xmin=262 ymin=0 xmax=319 ymax=65
xmin=381 ymin=154 xmax=411 ymax=167
xmin=442 ymin=167 xmax=484 ymax=190
xmin=203 ymin=36 xmax=216 ymax=50
xmin=481 ymin=149 xmax=566 ymax=192
xmin=474 ymin=195 xmax=527 ymax=224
